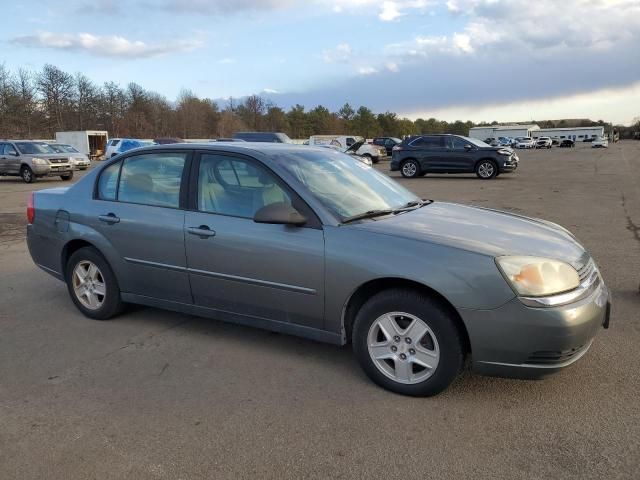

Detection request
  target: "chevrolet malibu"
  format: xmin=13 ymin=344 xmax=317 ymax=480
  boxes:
xmin=26 ymin=144 xmax=610 ymax=396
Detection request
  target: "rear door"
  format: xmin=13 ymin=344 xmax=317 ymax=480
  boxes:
xmin=2 ymin=143 xmax=22 ymax=174
xmin=90 ymin=150 xmax=193 ymax=303
xmin=406 ymin=136 xmax=443 ymax=172
xmin=184 ymin=151 xmax=325 ymax=330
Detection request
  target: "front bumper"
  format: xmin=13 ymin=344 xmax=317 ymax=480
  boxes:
xmin=32 ymin=164 xmax=73 ymax=176
xmin=460 ymin=280 xmax=610 ymax=379
xmin=499 ymin=155 xmax=519 ymax=173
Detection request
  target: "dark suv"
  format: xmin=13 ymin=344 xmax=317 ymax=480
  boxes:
xmin=233 ymin=132 xmax=292 ymax=143
xmin=373 ymin=137 xmax=402 ymax=156
xmin=390 ymin=134 xmax=519 ymax=180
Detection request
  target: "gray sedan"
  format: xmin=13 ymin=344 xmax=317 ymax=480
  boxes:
xmin=26 ymin=143 xmax=610 ymax=396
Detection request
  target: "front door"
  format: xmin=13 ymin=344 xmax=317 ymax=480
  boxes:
xmin=89 ymin=151 xmax=192 ymax=303
xmin=444 ymin=136 xmax=475 ymax=172
xmin=184 ymin=152 xmax=325 ymax=329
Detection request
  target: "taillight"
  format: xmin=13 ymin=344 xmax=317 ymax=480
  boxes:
xmin=27 ymin=192 xmax=35 ymax=224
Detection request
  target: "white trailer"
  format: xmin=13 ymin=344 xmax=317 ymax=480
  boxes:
xmin=469 ymin=124 xmax=540 ymax=140
xmin=55 ymin=131 xmax=109 ymax=160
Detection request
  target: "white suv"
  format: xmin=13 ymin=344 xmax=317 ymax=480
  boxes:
xmin=308 ymin=135 xmax=387 ymax=163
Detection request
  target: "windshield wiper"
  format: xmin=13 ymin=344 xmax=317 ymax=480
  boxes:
xmin=393 ymin=199 xmax=433 ymax=213
xmin=341 ymin=209 xmax=394 ymax=224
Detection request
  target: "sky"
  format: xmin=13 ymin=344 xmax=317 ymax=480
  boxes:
xmin=2 ymin=0 xmax=640 ymax=125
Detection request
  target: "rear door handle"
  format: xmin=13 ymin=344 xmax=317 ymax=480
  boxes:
xmin=187 ymin=225 xmax=216 ymax=238
xmin=98 ymin=213 xmax=120 ymax=224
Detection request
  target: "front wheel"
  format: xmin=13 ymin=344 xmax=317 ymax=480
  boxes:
xmin=352 ymin=289 xmax=465 ymax=396
xmin=400 ymin=159 xmax=420 ymax=178
xmin=21 ymin=166 xmax=35 ymax=183
xmin=60 ymin=171 xmax=74 ymax=181
xmin=66 ymin=247 xmax=124 ymax=320
xmin=475 ymin=159 xmax=498 ymax=179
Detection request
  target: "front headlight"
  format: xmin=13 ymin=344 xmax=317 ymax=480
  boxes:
xmin=496 ymin=256 xmax=580 ymax=297
xmin=497 ymin=149 xmax=511 ymax=156
xmin=32 ymin=158 xmax=49 ymax=165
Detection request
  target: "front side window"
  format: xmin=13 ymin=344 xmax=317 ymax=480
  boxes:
xmin=116 ymin=153 xmax=186 ymax=207
xmin=449 ymin=137 xmax=469 ymax=149
xmin=271 ymin=149 xmax=418 ymax=220
xmin=198 ymin=154 xmax=291 ymax=219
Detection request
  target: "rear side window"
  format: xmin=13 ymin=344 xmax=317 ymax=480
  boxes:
xmin=410 ymin=136 xmax=445 ymax=148
xmin=109 ymin=139 xmax=120 ymax=147
xmin=98 ymin=161 xmax=122 ymax=201
xmin=118 ymin=153 xmax=186 ymax=208
xmin=98 ymin=153 xmax=187 ymax=207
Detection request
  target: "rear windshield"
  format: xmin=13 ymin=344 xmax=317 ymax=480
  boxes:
xmin=15 ymin=142 xmax=56 ymax=154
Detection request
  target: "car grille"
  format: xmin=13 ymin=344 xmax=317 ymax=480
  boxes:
xmin=525 ymin=344 xmax=587 ymax=365
xmin=48 ymin=158 xmax=67 ymax=164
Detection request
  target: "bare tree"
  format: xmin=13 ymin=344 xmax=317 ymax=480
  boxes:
xmin=36 ymin=64 xmax=75 ymax=135
xmin=75 ymin=73 xmax=100 ymax=131
xmin=17 ymin=69 xmax=37 ymax=137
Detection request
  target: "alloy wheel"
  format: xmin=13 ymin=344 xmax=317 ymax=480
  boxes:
xmin=367 ymin=312 xmax=440 ymax=384
xmin=72 ymin=260 xmax=106 ymax=310
xmin=402 ymin=162 xmax=417 ymax=177
xmin=478 ymin=162 xmax=495 ymax=178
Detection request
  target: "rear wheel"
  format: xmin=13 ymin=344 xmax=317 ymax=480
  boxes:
xmin=21 ymin=166 xmax=34 ymax=183
xmin=400 ymin=159 xmax=420 ymax=178
xmin=353 ymin=289 xmax=465 ymax=396
xmin=66 ymin=247 xmax=123 ymax=320
xmin=475 ymin=159 xmax=498 ymax=179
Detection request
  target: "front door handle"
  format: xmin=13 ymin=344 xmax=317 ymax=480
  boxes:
xmin=187 ymin=225 xmax=216 ymax=238
xmin=98 ymin=213 xmax=120 ymax=224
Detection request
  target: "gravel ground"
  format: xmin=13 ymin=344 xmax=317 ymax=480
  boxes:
xmin=1 ymin=141 xmax=639 ymax=479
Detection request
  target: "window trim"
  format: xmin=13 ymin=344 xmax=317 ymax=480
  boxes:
xmin=188 ymin=150 xmax=322 ymax=229
xmin=94 ymin=149 xmax=193 ymax=210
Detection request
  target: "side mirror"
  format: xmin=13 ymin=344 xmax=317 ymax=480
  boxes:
xmin=254 ymin=202 xmax=307 ymax=226
xmin=464 ymin=144 xmax=473 ymax=150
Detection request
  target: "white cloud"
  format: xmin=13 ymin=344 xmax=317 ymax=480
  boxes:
xmin=379 ymin=1 xmax=403 ymax=21
xmin=263 ymin=88 xmax=279 ymax=93
xmin=11 ymin=31 xmax=202 ymax=58
xmin=386 ymin=62 xmax=399 ymax=72
xmin=358 ymin=66 xmax=378 ymax=75
xmin=218 ymin=58 xmax=237 ymax=64
xmin=400 ymin=81 xmax=640 ymax=126
xmin=322 ymin=43 xmax=353 ymax=63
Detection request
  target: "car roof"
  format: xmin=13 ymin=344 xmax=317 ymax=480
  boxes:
xmin=119 ymin=142 xmax=325 ymax=157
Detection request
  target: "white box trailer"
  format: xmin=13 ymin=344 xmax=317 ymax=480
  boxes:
xmin=55 ymin=131 xmax=109 ymax=160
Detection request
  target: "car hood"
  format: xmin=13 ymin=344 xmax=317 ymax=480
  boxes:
xmin=352 ymin=202 xmax=587 ymax=268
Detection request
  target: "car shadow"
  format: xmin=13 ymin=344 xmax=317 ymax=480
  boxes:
xmin=114 ymin=304 xmax=582 ymax=401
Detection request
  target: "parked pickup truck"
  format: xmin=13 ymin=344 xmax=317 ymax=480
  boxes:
xmin=0 ymin=140 xmax=74 ymax=183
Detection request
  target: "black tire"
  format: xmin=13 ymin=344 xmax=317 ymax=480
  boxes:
xmin=400 ymin=159 xmax=420 ymax=178
xmin=60 ymin=171 xmax=74 ymax=181
xmin=475 ymin=159 xmax=498 ymax=179
xmin=66 ymin=247 xmax=124 ymax=320
xmin=352 ymin=289 xmax=465 ymax=396
xmin=21 ymin=166 xmax=35 ymax=183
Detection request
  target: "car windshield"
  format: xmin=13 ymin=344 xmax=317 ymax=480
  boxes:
xmin=465 ymin=136 xmax=491 ymax=147
xmin=271 ymin=149 xmax=419 ymax=220
xmin=15 ymin=142 xmax=56 ymax=154
xmin=51 ymin=144 xmax=79 ymax=153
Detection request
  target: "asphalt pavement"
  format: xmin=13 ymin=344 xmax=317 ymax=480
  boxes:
xmin=1 ymin=142 xmax=639 ymax=479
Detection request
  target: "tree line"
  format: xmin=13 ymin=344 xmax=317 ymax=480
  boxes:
xmin=0 ymin=63 xmax=633 ymax=140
